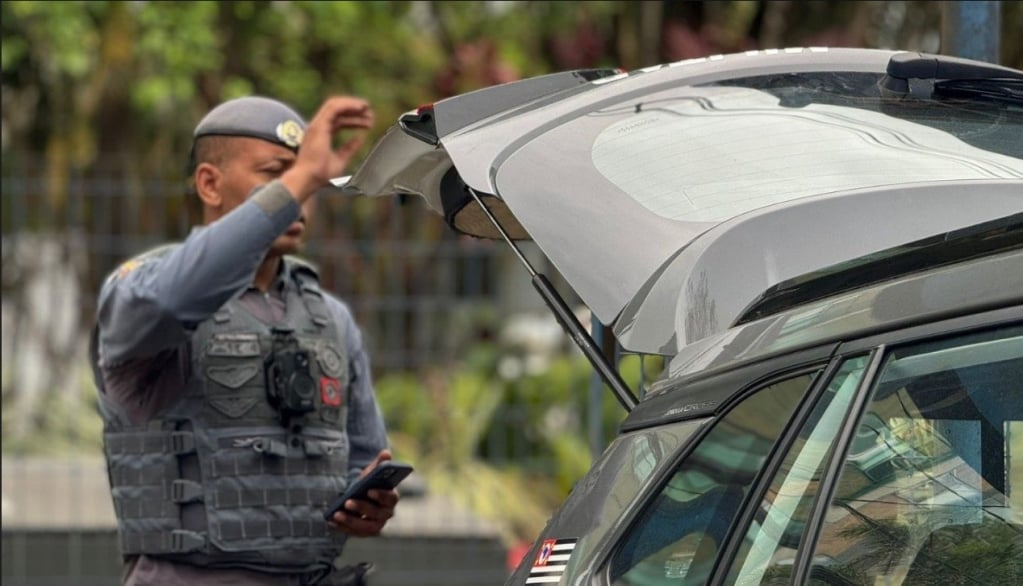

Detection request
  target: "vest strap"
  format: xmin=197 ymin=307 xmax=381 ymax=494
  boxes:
xmin=253 ymin=437 xmax=289 ymax=458
xmin=291 ymin=267 xmax=331 ymax=328
xmin=107 ymin=431 xmax=196 ymax=455
xmin=171 ymin=479 xmax=205 ymax=504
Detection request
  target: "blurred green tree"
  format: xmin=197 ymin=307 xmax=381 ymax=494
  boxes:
xmin=4 ymin=1 xmax=1019 ymax=201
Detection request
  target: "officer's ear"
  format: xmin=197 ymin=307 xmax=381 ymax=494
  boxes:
xmin=194 ymin=162 xmax=223 ymax=209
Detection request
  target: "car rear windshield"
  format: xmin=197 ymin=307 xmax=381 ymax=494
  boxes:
xmin=591 ymin=71 xmax=1023 ymax=223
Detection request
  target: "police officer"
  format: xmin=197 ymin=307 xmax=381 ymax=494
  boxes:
xmin=90 ymin=95 xmax=397 ymax=585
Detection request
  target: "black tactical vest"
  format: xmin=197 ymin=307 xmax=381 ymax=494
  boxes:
xmin=99 ymin=253 xmax=352 ymax=573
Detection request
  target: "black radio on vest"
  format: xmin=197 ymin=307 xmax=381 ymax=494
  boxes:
xmin=266 ymin=327 xmax=317 ymax=424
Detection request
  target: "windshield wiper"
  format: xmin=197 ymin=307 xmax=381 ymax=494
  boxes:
xmin=933 ymin=78 xmax=1023 ymax=104
xmin=879 ymin=51 xmax=1023 ymax=99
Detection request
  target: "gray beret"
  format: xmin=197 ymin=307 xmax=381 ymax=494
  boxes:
xmin=187 ymin=96 xmax=307 ymax=174
xmin=193 ymin=96 xmax=307 ymax=149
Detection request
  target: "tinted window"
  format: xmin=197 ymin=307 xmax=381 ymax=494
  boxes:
xmin=609 ymin=373 xmax=816 ymax=585
xmin=724 ymin=356 xmax=870 ymax=585
xmin=809 ymin=327 xmax=1023 ymax=585
xmin=523 ymin=420 xmax=705 ymax=585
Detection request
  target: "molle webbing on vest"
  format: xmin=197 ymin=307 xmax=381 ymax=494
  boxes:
xmin=109 ymin=464 xmax=170 ymax=488
xmin=111 ymin=480 xmax=202 ymax=518
xmin=120 ymin=529 xmax=207 ymax=555
xmin=215 ymin=517 xmax=335 ymax=541
xmin=209 ymin=444 xmax=347 ymax=477
xmin=106 ymin=438 xmax=184 ymax=519
xmin=106 ymin=430 xmax=197 ymax=455
xmin=102 ymin=259 xmax=351 ymax=570
xmin=213 ymin=486 xmax=339 ymax=509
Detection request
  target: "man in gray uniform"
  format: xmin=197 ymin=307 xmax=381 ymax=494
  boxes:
xmin=90 ymin=94 xmax=397 ymax=585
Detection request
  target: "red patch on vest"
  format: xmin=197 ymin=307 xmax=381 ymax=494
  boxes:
xmin=320 ymin=377 xmax=343 ymax=407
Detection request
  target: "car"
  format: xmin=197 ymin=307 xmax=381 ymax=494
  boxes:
xmin=341 ymin=47 xmax=1023 ymax=585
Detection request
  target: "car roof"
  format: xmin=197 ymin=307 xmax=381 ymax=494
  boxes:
xmin=345 ymin=47 xmax=1023 ymax=354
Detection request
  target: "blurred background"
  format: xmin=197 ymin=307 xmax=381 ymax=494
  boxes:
xmin=2 ymin=1 xmax=1020 ymax=584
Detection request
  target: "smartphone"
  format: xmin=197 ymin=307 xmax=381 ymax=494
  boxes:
xmin=323 ymin=461 xmax=414 ymax=521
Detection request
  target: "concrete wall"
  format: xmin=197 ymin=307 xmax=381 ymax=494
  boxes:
xmin=1 ymin=530 xmax=509 ymax=586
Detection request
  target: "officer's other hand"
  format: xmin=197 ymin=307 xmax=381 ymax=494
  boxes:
xmin=282 ymin=96 xmax=374 ymax=202
xmin=328 ymin=449 xmax=400 ymax=537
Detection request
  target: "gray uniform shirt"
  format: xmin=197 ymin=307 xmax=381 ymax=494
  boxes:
xmin=94 ymin=180 xmax=388 ymax=585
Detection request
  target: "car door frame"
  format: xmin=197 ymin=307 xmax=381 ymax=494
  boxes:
xmin=575 ymin=304 xmax=1021 ymax=586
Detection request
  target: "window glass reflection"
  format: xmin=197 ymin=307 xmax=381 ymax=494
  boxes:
xmin=554 ymin=420 xmax=705 ymax=584
xmin=610 ymin=373 xmax=816 ymax=585
xmin=725 ymin=356 xmax=869 ymax=585
xmin=810 ymin=328 xmax=1023 ymax=585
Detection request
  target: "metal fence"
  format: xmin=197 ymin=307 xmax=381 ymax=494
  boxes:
xmin=1 ymin=157 xmax=601 ymax=585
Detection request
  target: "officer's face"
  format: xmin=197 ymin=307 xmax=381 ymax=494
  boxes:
xmin=202 ymin=137 xmax=315 ymax=256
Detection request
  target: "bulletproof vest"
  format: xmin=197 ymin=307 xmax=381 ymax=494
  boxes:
xmin=100 ymin=253 xmax=352 ymax=573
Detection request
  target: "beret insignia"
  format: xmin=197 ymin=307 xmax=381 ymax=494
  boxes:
xmin=276 ymin=120 xmax=304 ymax=148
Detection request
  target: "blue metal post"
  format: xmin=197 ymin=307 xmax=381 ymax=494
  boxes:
xmin=941 ymin=1 xmax=1002 ymax=63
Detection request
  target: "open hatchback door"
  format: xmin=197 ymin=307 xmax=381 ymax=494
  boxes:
xmin=341 ymin=47 xmax=1023 ymax=411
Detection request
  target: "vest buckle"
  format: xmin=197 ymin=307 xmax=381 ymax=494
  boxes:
xmin=253 ymin=437 xmax=289 ymax=458
xmin=303 ymin=439 xmax=328 ymax=458
xmin=169 ymin=529 xmax=206 ymax=553
xmin=169 ymin=431 xmax=196 ymax=455
xmin=170 ymin=479 xmax=204 ymax=504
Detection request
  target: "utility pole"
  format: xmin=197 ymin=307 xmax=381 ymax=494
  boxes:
xmin=941 ymin=1 xmax=1002 ymax=63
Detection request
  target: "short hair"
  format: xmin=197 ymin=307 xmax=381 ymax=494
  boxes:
xmin=185 ymin=136 xmax=238 ymax=207
xmin=192 ymin=135 xmax=237 ymax=171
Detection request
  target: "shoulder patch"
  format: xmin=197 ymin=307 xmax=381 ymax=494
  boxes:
xmin=109 ymin=243 xmax=178 ymax=281
xmin=115 ymin=259 xmax=144 ymax=279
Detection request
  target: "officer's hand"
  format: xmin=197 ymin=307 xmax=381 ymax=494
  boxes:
xmin=328 ymin=449 xmax=400 ymax=537
xmin=282 ymin=96 xmax=374 ymax=202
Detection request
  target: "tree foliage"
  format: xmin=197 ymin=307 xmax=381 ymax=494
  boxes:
xmin=374 ymin=341 xmax=661 ymax=544
xmin=5 ymin=1 xmax=1019 ymax=184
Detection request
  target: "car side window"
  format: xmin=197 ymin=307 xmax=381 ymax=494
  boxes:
xmin=808 ymin=327 xmax=1023 ymax=585
xmin=723 ymin=355 xmax=871 ymax=585
xmin=609 ymin=372 xmax=817 ymax=585
xmin=554 ymin=420 xmax=707 ymax=585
